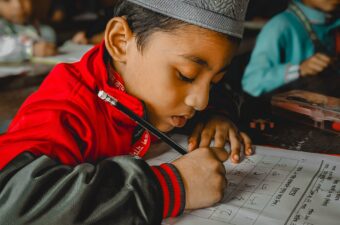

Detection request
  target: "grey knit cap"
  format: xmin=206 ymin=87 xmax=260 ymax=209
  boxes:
xmin=126 ymin=0 xmax=249 ymax=38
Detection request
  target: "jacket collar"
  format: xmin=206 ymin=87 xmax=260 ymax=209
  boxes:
xmin=78 ymin=40 xmax=145 ymax=127
xmin=294 ymin=0 xmax=334 ymax=24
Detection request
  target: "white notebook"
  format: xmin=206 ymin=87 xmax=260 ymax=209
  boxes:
xmin=32 ymin=41 xmax=93 ymax=65
xmin=147 ymin=134 xmax=340 ymax=225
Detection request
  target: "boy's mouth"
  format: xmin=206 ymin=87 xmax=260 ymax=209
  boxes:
xmin=171 ymin=116 xmax=188 ymax=128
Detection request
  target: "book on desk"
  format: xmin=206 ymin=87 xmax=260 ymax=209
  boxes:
xmin=271 ymin=90 xmax=340 ymax=134
xmin=31 ymin=41 xmax=93 ymax=65
xmin=0 ymin=42 xmax=93 ymax=78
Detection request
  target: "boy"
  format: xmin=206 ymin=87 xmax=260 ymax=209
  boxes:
xmin=0 ymin=0 xmax=56 ymax=62
xmin=242 ymin=0 xmax=340 ymax=97
xmin=0 ymin=0 xmax=252 ymax=224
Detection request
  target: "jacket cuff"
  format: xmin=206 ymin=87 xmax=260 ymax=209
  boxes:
xmin=151 ymin=163 xmax=186 ymax=218
xmin=285 ymin=64 xmax=300 ymax=83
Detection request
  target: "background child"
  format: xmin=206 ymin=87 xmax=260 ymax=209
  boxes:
xmin=242 ymin=0 xmax=340 ymax=97
xmin=0 ymin=0 xmax=56 ymax=62
xmin=71 ymin=0 xmax=114 ymax=45
xmin=0 ymin=0 xmax=252 ymax=224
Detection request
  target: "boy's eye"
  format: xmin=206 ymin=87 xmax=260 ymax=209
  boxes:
xmin=178 ymin=72 xmax=195 ymax=83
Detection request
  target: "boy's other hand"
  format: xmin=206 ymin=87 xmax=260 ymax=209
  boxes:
xmin=187 ymin=115 xmax=253 ymax=163
xmin=172 ymin=147 xmax=228 ymax=209
xmin=33 ymin=41 xmax=56 ymax=57
xmin=72 ymin=31 xmax=89 ymax=45
xmin=299 ymin=53 xmax=332 ymax=77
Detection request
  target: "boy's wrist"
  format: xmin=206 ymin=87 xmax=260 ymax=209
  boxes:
xmin=151 ymin=163 xmax=186 ymax=218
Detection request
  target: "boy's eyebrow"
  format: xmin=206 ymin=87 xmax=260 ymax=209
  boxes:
xmin=180 ymin=55 xmax=210 ymax=68
xmin=179 ymin=54 xmax=229 ymax=74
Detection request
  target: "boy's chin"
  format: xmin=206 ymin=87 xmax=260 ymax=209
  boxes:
xmin=157 ymin=124 xmax=174 ymax=133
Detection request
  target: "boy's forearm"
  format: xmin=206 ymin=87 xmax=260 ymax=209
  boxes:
xmin=0 ymin=152 xmax=163 ymax=225
xmin=242 ymin=63 xmax=291 ymax=96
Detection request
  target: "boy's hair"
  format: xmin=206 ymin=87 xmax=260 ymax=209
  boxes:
xmin=113 ymin=0 xmax=240 ymax=52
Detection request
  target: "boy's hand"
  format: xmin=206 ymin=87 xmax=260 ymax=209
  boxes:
xmin=33 ymin=41 xmax=56 ymax=57
xmin=172 ymin=147 xmax=228 ymax=209
xmin=72 ymin=31 xmax=89 ymax=45
xmin=299 ymin=53 xmax=331 ymax=77
xmin=188 ymin=115 xmax=252 ymax=163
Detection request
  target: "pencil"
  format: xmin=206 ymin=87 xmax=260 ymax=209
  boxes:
xmin=98 ymin=90 xmax=187 ymax=155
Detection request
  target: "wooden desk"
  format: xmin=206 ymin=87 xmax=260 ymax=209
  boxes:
xmin=241 ymin=72 xmax=340 ymax=154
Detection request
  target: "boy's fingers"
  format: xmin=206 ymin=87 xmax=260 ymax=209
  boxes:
xmin=211 ymin=147 xmax=229 ymax=162
xmin=307 ymin=69 xmax=319 ymax=76
xmin=187 ymin=138 xmax=198 ymax=152
xmin=315 ymin=53 xmax=331 ymax=63
xmin=311 ymin=57 xmax=329 ymax=68
xmin=188 ymin=123 xmax=203 ymax=151
xmin=306 ymin=63 xmax=323 ymax=74
xmin=240 ymin=132 xmax=253 ymax=156
xmin=308 ymin=58 xmax=324 ymax=69
xmin=199 ymin=129 xmax=215 ymax=148
xmin=47 ymin=47 xmax=55 ymax=56
xmin=229 ymin=130 xmax=241 ymax=163
xmin=214 ymin=129 xmax=226 ymax=148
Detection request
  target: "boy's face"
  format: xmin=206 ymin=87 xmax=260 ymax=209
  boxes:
xmin=0 ymin=0 xmax=32 ymax=24
xmin=303 ymin=0 xmax=340 ymax=13
xmin=121 ymin=25 xmax=238 ymax=132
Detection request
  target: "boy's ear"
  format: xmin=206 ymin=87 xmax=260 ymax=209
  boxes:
xmin=105 ymin=17 xmax=133 ymax=63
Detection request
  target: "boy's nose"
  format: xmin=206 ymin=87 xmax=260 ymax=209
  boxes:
xmin=184 ymin=83 xmax=210 ymax=111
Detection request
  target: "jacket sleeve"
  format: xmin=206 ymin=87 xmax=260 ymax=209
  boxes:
xmin=0 ymin=151 xmax=164 ymax=225
xmin=241 ymin=17 xmax=300 ymax=97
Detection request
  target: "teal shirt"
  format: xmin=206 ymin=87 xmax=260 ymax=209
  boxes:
xmin=242 ymin=1 xmax=340 ymax=96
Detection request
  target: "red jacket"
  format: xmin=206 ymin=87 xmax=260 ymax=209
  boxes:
xmin=0 ymin=42 xmax=185 ymax=223
xmin=0 ymin=43 xmax=151 ymax=166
